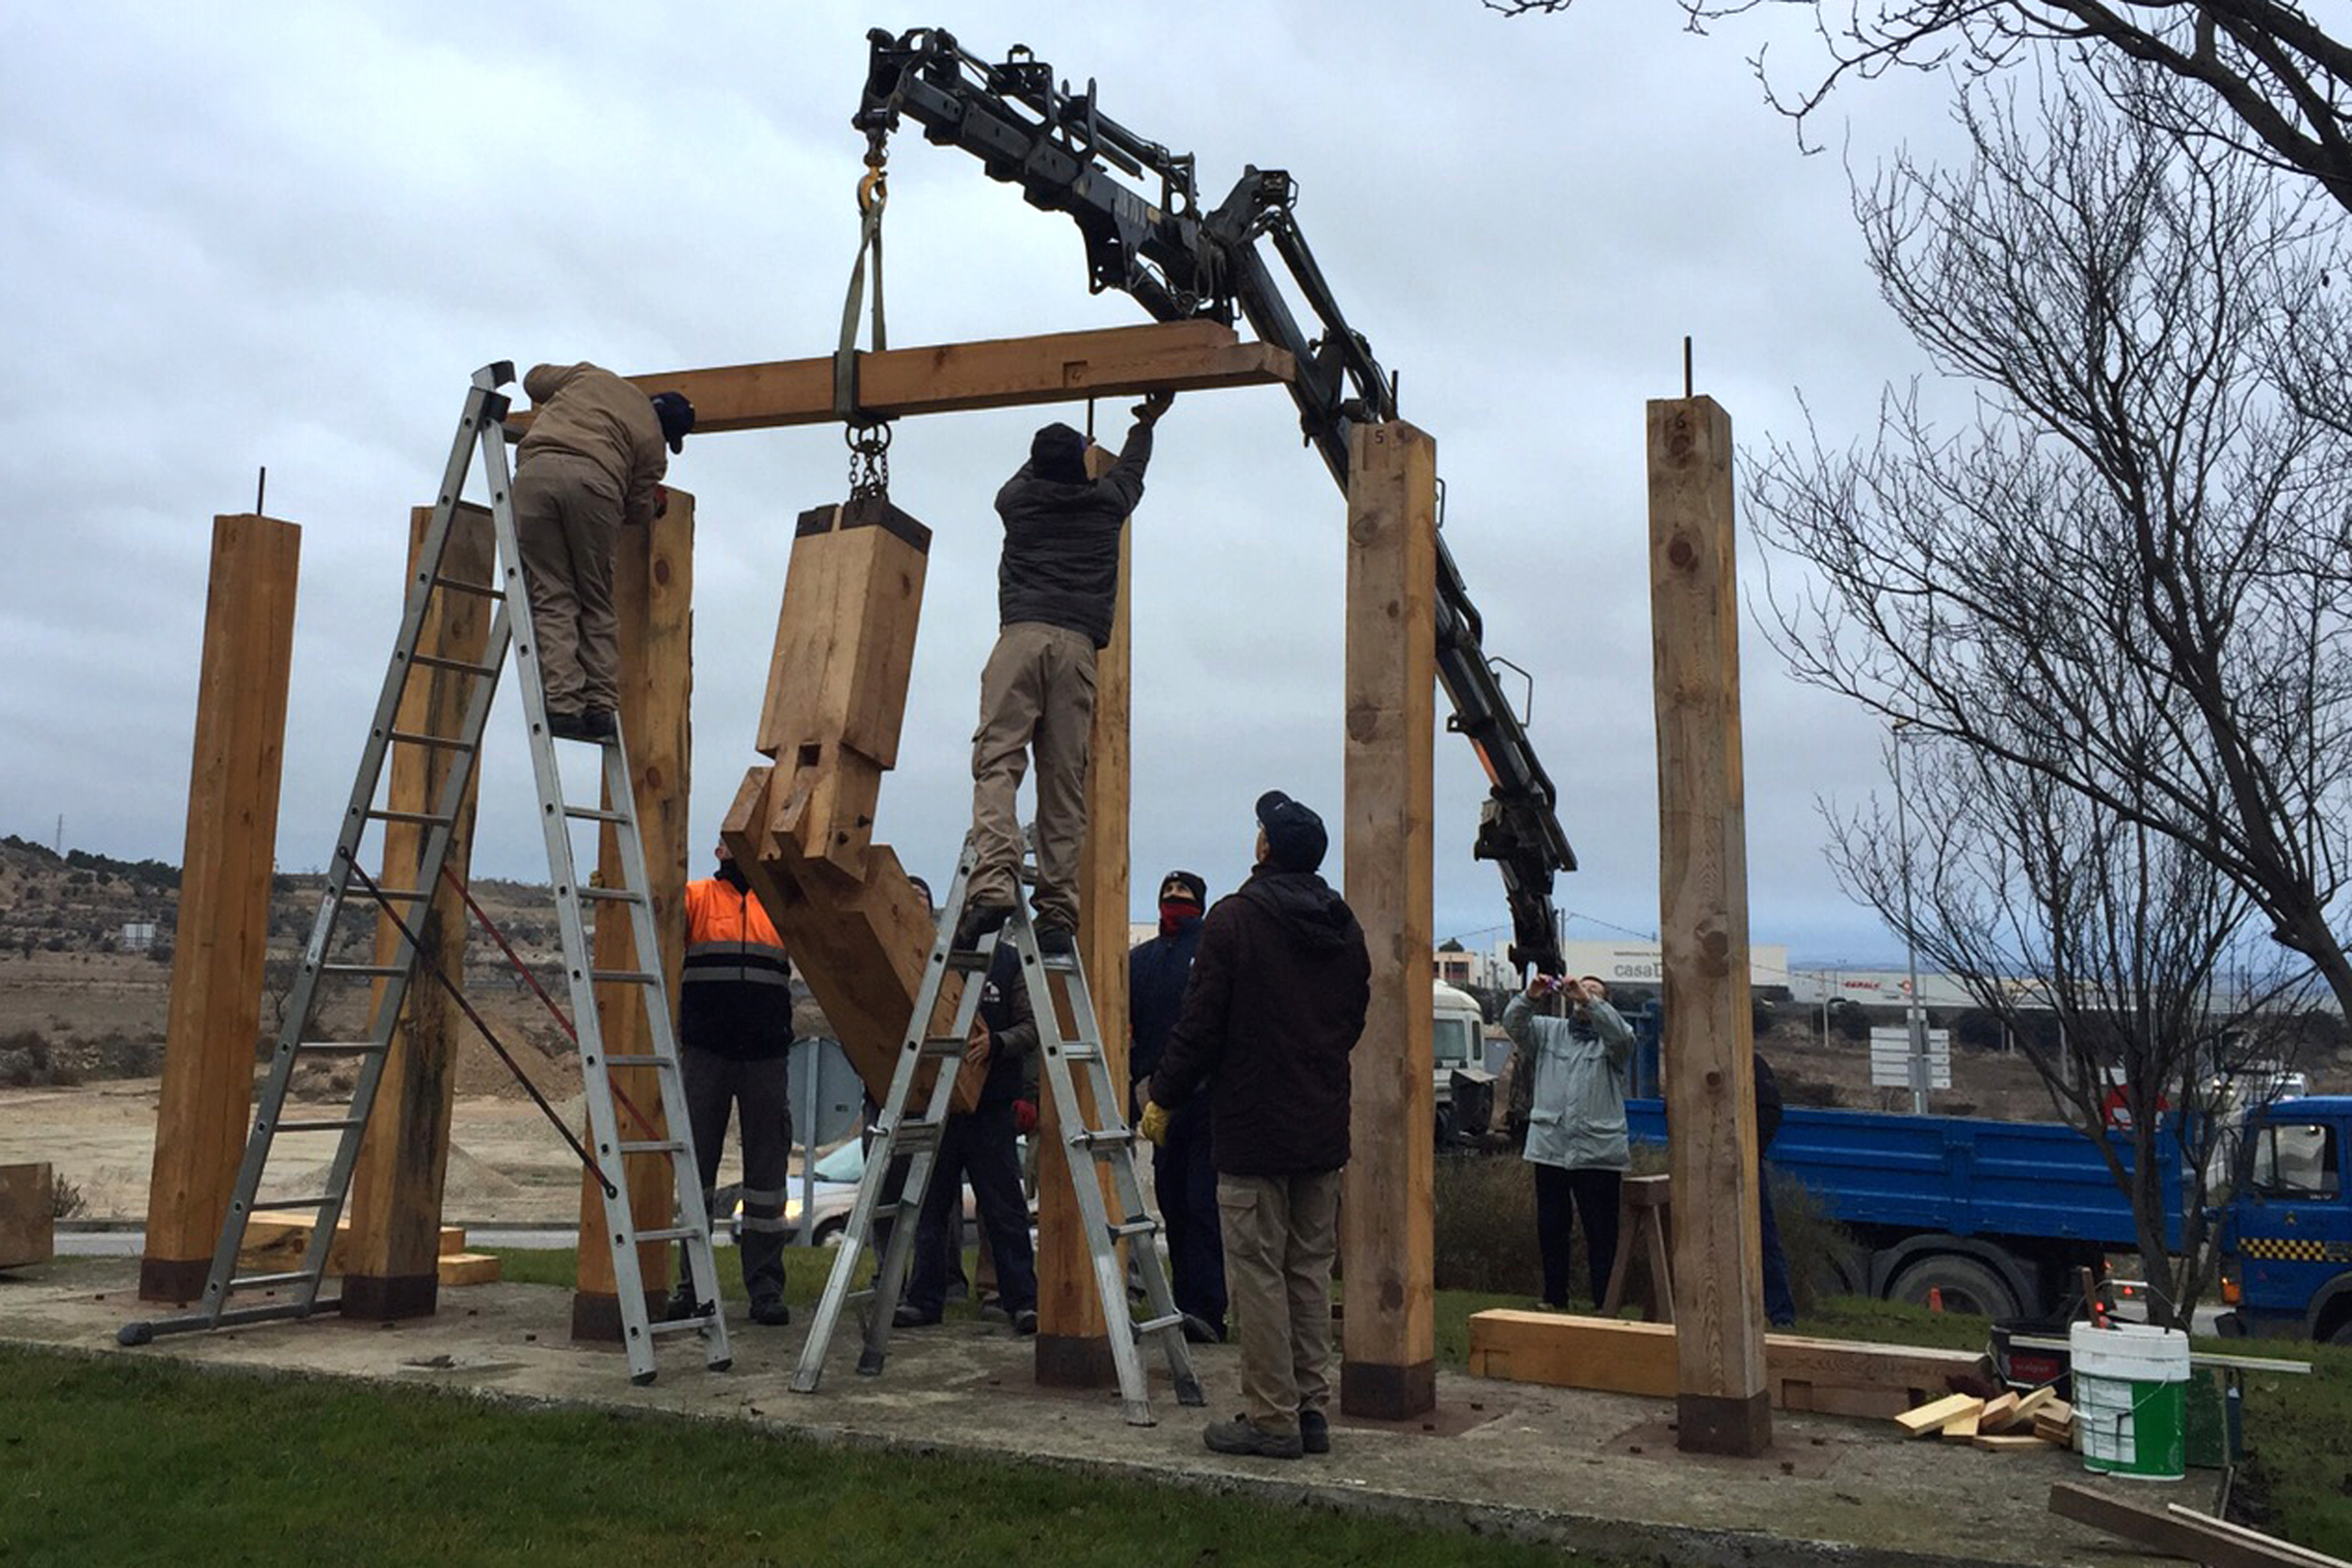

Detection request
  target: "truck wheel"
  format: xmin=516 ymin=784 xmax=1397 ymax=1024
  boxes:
xmin=2328 ymin=1319 xmax=2352 ymax=1347
xmin=1887 ymin=1255 xmax=2019 ymax=1320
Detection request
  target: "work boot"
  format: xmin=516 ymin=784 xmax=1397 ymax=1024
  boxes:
xmin=1299 ymin=1408 xmax=1331 ymax=1455
xmin=1202 ymin=1415 xmax=1303 ymax=1460
xmin=749 ymin=1295 xmax=791 ymax=1326
xmin=1179 ymin=1312 xmax=1225 ymax=1345
xmin=952 ymin=902 xmax=1014 ymax=952
xmin=663 ymin=1283 xmax=708 ymax=1323
xmin=891 ymin=1304 xmax=942 ymax=1329
xmin=1010 ymin=1307 xmax=1039 ymax=1337
xmin=548 ymin=708 xmax=616 ymax=743
xmin=1034 ymin=923 xmax=1075 ymax=957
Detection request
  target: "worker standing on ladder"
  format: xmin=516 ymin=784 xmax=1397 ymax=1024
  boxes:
xmin=669 ymin=841 xmax=795 ymax=1327
xmin=1141 ymin=792 xmax=1369 ymax=1460
xmin=954 ymin=390 xmax=1173 ymax=952
xmin=512 ymin=362 xmax=694 ymax=742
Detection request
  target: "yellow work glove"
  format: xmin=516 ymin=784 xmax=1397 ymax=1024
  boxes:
xmin=1138 ymin=1101 xmax=1171 ymax=1147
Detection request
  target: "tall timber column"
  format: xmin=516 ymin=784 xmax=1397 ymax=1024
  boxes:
xmin=1037 ymin=443 xmax=1132 ymax=1387
xmin=1339 ymin=420 xmax=1438 ymax=1418
xmin=572 ymin=491 xmax=694 ymax=1341
xmin=342 ymin=503 xmax=493 ymax=1319
xmin=1646 ymin=396 xmax=1769 ymax=1456
xmin=141 ymin=514 xmax=301 ymax=1302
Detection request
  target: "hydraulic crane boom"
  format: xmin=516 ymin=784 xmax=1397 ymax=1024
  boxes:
xmin=857 ymin=26 xmax=1576 ymax=974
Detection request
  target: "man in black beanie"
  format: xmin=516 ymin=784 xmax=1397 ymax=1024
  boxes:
xmin=1130 ymin=869 xmax=1224 ymax=1342
xmin=955 ymin=390 xmax=1174 ymax=953
xmin=1141 ymin=792 xmax=1370 ymax=1459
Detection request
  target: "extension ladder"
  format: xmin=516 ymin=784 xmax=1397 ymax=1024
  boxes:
xmin=789 ymin=834 xmax=1206 ymax=1424
xmin=121 ymin=362 xmax=730 ymax=1385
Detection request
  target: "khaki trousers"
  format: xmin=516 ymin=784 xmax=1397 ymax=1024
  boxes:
xmin=967 ymin=622 xmax=1096 ymax=929
xmin=513 ymin=451 xmax=621 ymax=714
xmin=1217 ymin=1167 xmax=1343 ymax=1436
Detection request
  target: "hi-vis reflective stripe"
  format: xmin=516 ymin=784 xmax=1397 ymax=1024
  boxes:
xmin=683 ymin=940 xmax=790 ymax=987
xmin=2240 ymin=1236 xmax=2352 ymax=1262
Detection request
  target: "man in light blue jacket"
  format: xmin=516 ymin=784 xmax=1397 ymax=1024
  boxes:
xmin=1502 ymin=973 xmax=1634 ymax=1309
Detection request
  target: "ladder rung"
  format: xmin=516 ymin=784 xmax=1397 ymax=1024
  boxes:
xmin=563 ymin=804 xmax=630 ymax=824
xmin=1132 ymin=1311 xmax=1184 ymax=1337
xmin=385 ymin=729 xmax=479 ymax=752
xmin=272 ymin=1117 xmax=369 ymax=1134
xmin=577 ymin=886 xmax=644 ymax=904
xmin=647 ymin=1315 xmax=715 ymax=1335
xmin=919 ymin=1036 xmax=965 ymax=1057
xmin=590 ymin=969 xmax=660 ymax=985
xmin=1062 ymin=1045 xmax=1102 ymax=1064
xmin=430 ymin=574 xmax=506 ymax=599
xmin=619 ymin=1139 xmax=686 ymax=1156
xmin=891 ymin=1122 xmax=943 ymax=1153
xmin=601 ymin=1055 xmax=676 ymax=1069
xmin=294 ymin=1040 xmax=388 ymax=1055
xmin=356 ymin=886 xmax=431 ymax=902
xmin=944 ymin=950 xmax=993 ymax=974
xmin=227 ymin=1271 xmax=320 ymax=1292
xmin=634 ymin=1227 xmax=698 ymax=1243
xmin=409 ymin=652 xmax=501 ymax=677
xmin=320 ymin=963 xmax=410 ymax=978
xmin=256 ymin=1195 xmax=340 ymax=1211
xmin=1068 ymin=1129 xmax=1136 ymax=1150
xmin=367 ymin=808 xmax=456 ymax=827
xmin=1108 ymin=1218 xmax=1159 ymax=1240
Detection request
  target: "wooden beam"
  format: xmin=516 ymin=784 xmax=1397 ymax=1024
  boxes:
xmin=572 ymin=491 xmax=693 ymax=1342
xmin=342 ymin=503 xmax=493 ymax=1320
xmin=1 ymin=1164 xmax=55 ymax=1269
xmin=1647 ymin=395 xmax=1770 ymax=1456
xmin=1467 ymin=1311 xmax=1994 ymax=1413
xmin=504 ymin=323 xmax=1293 ymax=436
xmin=1340 ymin=420 xmax=1438 ymax=1420
xmin=2049 ymin=1484 xmax=2340 ymax=1568
xmin=1036 ymin=447 xmax=1132 ymax=1389
xmin=140 ymin=514 xmax=301 ymax=1303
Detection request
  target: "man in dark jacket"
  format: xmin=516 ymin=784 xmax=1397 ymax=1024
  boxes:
xmin=1756 ymin=1053 xmax=1796 ymax=1327
xmin=1130 ymin=869 xmax=1224 ymax=1343
xmin=895 ymin=934 xmax=1041 ymax=1336
xmin=955 ymin=392 xmax=1173 ymax=954
xmin=1142 ymin=791 xmax=1370 ymax=1460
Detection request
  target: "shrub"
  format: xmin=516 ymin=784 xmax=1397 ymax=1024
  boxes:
xmin=50 ymin=1173 xmax=87 ymax=1221
xmin=1828 ymin=1000 xmax=1872 ymax=1042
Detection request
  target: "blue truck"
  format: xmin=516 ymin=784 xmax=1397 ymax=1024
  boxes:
xmin=1624 ymin=1092 xmax=2352 ymax=1341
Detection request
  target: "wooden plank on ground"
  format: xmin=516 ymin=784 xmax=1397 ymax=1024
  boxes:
xmin=1648 ymin=393 xmax=1769 ymax=1457
xmin=2051 ymin=1482 xmax=2344 ymax=1568
xmin=1895 ymin=1394 xmax=1982 ymax=1436
xmin=1972 ymin=1433 xmax=2048 ymax=1452
xmin=503 ymin=322 xmax=1294 ymax=436
xmin=1468 ymin=1311 xmax=1679 ymax=1397
xmin=0 ymin=1163 xmax=55 ymax=1268
xmin=437 ymin=1251 xmax=501 ymax=1287
xmin=1939 ymin=1403 xmax=1983 ymax=1441
xmin=1977 ymin=1391 xmax=2024 ymax=1432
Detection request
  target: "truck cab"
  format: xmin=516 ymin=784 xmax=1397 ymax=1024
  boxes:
xmin=2225 ymin=1096 xmax=2352 ymax=1341
xmin=1433 ymin=981 xmax=1486 ymax=1144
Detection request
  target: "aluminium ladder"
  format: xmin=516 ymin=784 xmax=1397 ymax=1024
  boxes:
xmin=789 ymin=833 xmax=1205 ymax=1425
xmin=121 ymin=362 xmax=729 ymax=1386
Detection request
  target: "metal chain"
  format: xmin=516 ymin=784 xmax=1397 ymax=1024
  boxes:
xmin=847 ymin=419 xmax=893 ymax=499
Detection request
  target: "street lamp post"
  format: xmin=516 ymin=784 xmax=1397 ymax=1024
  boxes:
xmin=1891 ymin=723 xmax=1929 ymax=1115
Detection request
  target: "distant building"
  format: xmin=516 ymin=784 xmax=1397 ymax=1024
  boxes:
xmin=120 ymin=922 xmax=157 ymax=954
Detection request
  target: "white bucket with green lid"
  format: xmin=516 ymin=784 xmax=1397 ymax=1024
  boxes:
xmin=2069 ymin=1320 xmax=2188 ymax=1481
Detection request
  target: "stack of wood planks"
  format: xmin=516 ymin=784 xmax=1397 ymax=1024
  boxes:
xmin=237 ymin=1210 xmax=499 ymax=1288
xmin=1894 ymin=1387 xmax=2074 ymax=1451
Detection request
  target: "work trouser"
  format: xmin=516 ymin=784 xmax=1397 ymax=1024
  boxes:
xmin=905 ymin=1098 xmax=1038 ymax=1318
xmin=678 ymin=1044 xmax=791 ymax=1305
xmin=967 ymin=622 xmax=1097 ymax=931
xmin=1216 ymin=1167 xmax=1343 ymax=1437
xmin=513 ymin=451 xmax=622 ymax=716
xmin=1532 ymin=1163 xmax=1620 ymax=1308
xmin=1758 ymin=1162 xmax=1795 ymax=1327
xmin=1156 ymin=1108 xmax=1227 ymax=1335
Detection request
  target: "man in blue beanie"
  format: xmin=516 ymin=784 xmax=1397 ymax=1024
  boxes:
xmin=954 ymin=391 xmax=1173 ymax=954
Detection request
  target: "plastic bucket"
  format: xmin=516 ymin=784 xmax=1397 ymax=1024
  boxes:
xmin=2070 ymin=1321 xmax=2189 ymax=1481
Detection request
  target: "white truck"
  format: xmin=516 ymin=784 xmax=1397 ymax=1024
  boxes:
xmin=1433 ymin=980 xmax=1490 ymax=1145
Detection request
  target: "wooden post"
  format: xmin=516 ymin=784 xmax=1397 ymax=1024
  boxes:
xmin=1647 ymin=395 xmax=1770 ymax=1456
xmin=1036 ymin=443 xmax=1131 ymax=1388
xmin=341 ymin=504 xmax=493 ymax=1319
xmin=140 ymin=515 xmax=300 ymax=1302
xmin=1339 ymin=420 xmax=1438 ymax=1418
xmin=572 ymin=491 xmax=693 ymax=1341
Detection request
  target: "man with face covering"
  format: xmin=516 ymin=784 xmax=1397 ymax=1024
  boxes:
xmin=953 ymin=391 xmax=1174 ymax=954
xmin=1130 ymin=869 xmax=1225 ymax=1342
xmin=668 ymin=842 xmax=794 ymax=1327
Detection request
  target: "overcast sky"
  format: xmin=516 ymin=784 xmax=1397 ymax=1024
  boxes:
xmin=1 ymin=3 xmax=1979 ymax=975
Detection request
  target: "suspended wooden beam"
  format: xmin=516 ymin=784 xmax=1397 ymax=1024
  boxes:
xmin=502 ymin=323 xmax=1293 ymax=436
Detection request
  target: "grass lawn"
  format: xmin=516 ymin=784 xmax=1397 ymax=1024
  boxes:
xmin=0 ymin=1342 xmax=1602 ymax=1568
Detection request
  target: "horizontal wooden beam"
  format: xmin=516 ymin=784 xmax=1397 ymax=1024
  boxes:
xmin=505 ymin=322 xmax=1294 ymax=436
xmin=1467 ymin=1311 xmax=1993 ymax=1414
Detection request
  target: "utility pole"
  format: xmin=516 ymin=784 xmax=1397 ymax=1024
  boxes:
xmin=1891 ymin=724 xmax=1928 ymax=1115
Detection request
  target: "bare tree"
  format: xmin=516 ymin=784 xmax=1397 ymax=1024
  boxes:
xmin=1746 ymin=75 xmax=2352 ymax=1018
xmin=1484 ymin=2 xmax=2352 ymax=214
xmin=1832 ymin=735 xmax=2306 ymax=1323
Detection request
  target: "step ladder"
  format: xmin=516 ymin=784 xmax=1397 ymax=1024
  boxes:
xmin=122 ymin=363 xmax=730 ymax=1386
xmin=789 ymin=834 xmax=1206 ymax=1425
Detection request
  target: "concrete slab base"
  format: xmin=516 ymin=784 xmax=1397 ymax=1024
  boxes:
xmin=2 ymin=1259 xmax=2187 ymax=1568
